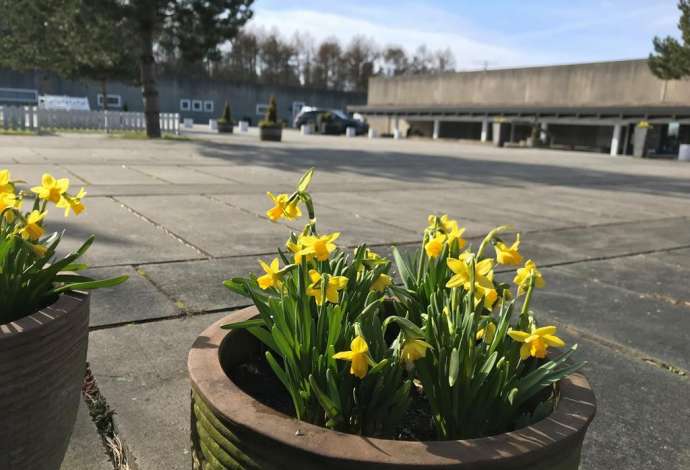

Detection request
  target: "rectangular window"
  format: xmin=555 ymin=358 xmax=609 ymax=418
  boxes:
xmin=256 ymin=104 xmax=269 ymax=115
xmin=180 ymin=99 xmax=191 ymax=111
xmin=192 ymin=100 xmax=203 ymax=112
xmin=97 ymin=94 xmax=122 ymax=108
xmin=0 ymin=87 xmax=38 ymax=104
xmin=203 ymin=100 xmax=214 ymax=112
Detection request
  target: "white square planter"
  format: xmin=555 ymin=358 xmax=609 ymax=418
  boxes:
xmin=183 ymin=118 xmax=194 ymax=129
xmin=238 ymin=121 xmax=249 ymax=132
xmin=301 ymin=124 xmax=314 ymax=135
xmin=368 ymin=128 xmax=378 ymax=139
xmin=345 ymin=127 xmax=356 ymax=138
xmin=208 ymin=119 xmax=218 ymax=131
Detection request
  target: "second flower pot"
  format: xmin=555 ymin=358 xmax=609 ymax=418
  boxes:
xmin=188 ymin=306 xmax=596 ymax=470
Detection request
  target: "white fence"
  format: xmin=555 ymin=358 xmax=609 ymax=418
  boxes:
xmin=0 ymin=106 xmax=180 ymax=134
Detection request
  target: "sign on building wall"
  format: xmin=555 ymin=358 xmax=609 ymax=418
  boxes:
xmin=38 ymin=95 xmax=90 ymax=111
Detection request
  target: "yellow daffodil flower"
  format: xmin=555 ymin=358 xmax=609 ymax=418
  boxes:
xmin=298 ymin=232 xmax=340 ymax=261
xmin=401 ymin=338 xmax=431 ymax=365
xmin=286 ymin=236 xmax=309 ymax=264
xmin=446 ymin=257 xmax=498 ymax=309
xmin=513 ymin=259 xmax=545 ymax=295
xmin=307 ymin=270 xmax=348 ymax=305
xmin=18 ymin=210 xmax=46 ymax=241
xmin=427 ymin=214 xmax=458 ymax=234
xmin=56 ymin=188 xmax=86 ymax=217
xmin=31 ymin=243 xmax=48 ymax=257
xmin=257 ymin=258 xmax=283 ymax=290
xmin=446 ymin=226 xmax=467 ymax=249
xmin=425 ymin=233 xmax=446 ymax=258
xmin=333 ymin=335 xmax=370 ymax=378
xmin=31 ymin=173 xmax=69 ymax=203
xmin=476 ymin=322 xmax=497 ymax=343
xmin=0 ymin=191 xmax=17 ymax=213
xmin=508 ymin=325 xmax=565 ymax=360
xmin=0 ymin=192 xmax=21 ymax=222
xmin=0 ymin=169 xmax=13 ymax=193
xmin=266 ymin=192 xmax=301 ymax=222
xmin=494 ymin=234 xmax=522 ymax=265
xmin=371 ymin=273 xmax=392 ymax=292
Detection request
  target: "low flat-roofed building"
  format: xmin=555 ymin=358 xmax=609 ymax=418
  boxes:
xmin=350 ymin=59 xmax=690 ymax=157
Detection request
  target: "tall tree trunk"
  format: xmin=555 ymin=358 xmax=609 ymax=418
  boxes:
xmin=139 ymin=27 xmax=161 ymax=138
xmin=101 ymin=79 xmax=109 ymax=133
xmin=100 ymin=79 xmax=108 ymax=111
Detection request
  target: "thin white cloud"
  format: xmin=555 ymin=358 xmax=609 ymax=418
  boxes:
xmin=248 ymin=8 xmax=557 ymax=69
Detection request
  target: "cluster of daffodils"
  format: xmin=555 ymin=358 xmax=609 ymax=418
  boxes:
xmin=0 ymin=169 xmax=126 ymax=324
xmin=224 ymin=169 xmax=582 ymax=440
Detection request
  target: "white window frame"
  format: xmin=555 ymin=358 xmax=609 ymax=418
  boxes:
xmin=203 ymin=100 xmax=214 ymax=113
xmin=192 ymin=100 xmax=203 ymax=112
xmin=256 ymin=104 xmax=269 ymax=116
xmin=97 ymin=94 xmax=122 ymax=108
xmin=180 ymin=99 xmax=191 ymax=111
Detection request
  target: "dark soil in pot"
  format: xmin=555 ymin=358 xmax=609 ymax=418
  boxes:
xmin=226 ymin=344 xmax=554 ymax=442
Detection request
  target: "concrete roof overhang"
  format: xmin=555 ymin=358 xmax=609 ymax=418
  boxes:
xmin=348 ymin=104 xmax=690 ymax=124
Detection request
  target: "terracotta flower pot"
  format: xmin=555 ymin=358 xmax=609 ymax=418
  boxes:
xmin=259 ymin=126 xmax=282 ymax=142
xmin=188 ymin=306 xmax=596 ymax=470
xmin=0 ymin=292 xmax=90 ymax=470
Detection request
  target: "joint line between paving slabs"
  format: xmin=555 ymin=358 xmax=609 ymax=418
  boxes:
xmin=82 ymin=364 xmax=138 ymax=470
xmin=132 ymin=264 xmax=192 ymax=314
xmin=121 ymin=165 xmax=176 ymax=184
xmin=110 ymin=195 xmax=214 ymax=258
xmin=549 ymin=320 xmax=689 ymax=379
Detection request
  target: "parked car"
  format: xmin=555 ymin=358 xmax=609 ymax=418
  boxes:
xmin=293 ymin=108 xmax=368 ymax=135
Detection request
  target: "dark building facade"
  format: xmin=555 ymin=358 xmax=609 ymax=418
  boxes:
xmin=0 ymin=69 xmax=366 ymax=126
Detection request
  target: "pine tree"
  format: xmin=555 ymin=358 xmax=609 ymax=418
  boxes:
xmin=649 ymin=0 xmax=690 ymax=79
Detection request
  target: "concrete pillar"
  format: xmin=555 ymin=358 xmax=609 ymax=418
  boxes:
xmin=610 ymin=124 xmax=622 ymax=156
xmin=509 ymin=122 xmax=516 ymax=143
xmin=492 ymin=122 xmax=504 ymax=147
xmin=432 ymin=119 xmax=440 ymax=139
xmin=540 ymin=122 xmax=549 ymax=144
xmin=633 ymin=126 xmax=648 ymax=158
xmin=480 ymin=119 xmax=489 ymax=142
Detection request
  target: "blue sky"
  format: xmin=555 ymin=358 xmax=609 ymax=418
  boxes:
xmin=249 ymin=0 xmax=679 ymax=69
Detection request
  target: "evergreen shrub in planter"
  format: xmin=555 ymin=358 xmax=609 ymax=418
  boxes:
xmin=259 ymin=96 xmax=282 ymax=142
xmin=217 ymin=101 xmax=234 ymax=134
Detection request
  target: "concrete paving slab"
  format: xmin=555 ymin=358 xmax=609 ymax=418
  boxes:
xmin=61 ymin=401 xmax=111 ymax=470
xmin=528 ymin=217 xmax=690 ymax=263
xmin=139 ymin=257 xmax=259 ymax=313
xmin=565 ymin=334 xmax=690 ymax=470
xmin=530 ymin=266 xmax=690 ymax=371
xmin=88 ymin=312 xmax=228 ymax=470
xmin=556 ymin=254 xmax=690 ymax=310
xmin=117 ymin=194 xmax=291 ymax=257
xmin=130 ymin=165 xmax=232 ymax=185
xmin=3 ymin=163 xmax=87 ymax=187
xmin=215 ymin=192 xmax=419 ymax=248
xmin=47 ymin=197 xmax=202 ymax=267
xmin=64 ymin=164 xmax=166 ymax=185
xmin=86 ymin=266 xmax=182 ymax=327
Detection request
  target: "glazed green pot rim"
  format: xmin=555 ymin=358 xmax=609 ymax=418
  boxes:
xmin=188 ymin=305 xmax=596 ymax=467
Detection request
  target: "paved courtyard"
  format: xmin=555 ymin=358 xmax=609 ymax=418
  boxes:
xmin=2 ymin=129 xmax=689 ymax=469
